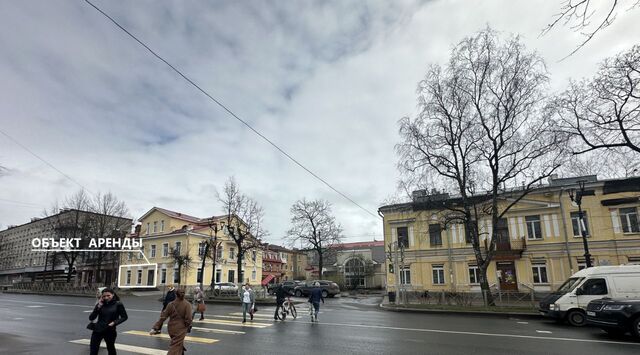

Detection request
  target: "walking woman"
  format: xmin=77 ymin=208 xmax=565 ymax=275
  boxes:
xmin=239 ymin=283 xmax=255 ymax=323
xmin=88 ymin=288 xmax=128 ymax=355
xmin=191 ymin=286 xmax=205 ymax=320
xmin=150 ymin=288 xmax=192 ymax=355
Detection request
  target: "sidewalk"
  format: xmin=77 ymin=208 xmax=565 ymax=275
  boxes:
xmin=379 ymin=296 xmax=542 ymax=319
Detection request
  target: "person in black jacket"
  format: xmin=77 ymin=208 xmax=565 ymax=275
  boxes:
xmin=88 ymin=288 xmax=128 ymax=355
xmin=163 ymin=285 xmax=177 ymax=310
xmin=273 ymin=284 xmax=290 ymax=320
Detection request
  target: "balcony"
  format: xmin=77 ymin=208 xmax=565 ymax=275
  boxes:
xmin=488 ymin=237 xmax=526 ymax=260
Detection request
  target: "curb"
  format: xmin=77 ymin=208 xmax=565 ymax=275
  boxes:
xmin=1 ymin=290 xmax=95 ymax=298
xmin=378 ymin=302 xmax=543 ymax=319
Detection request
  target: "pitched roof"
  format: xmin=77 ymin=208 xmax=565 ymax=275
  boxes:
xmin=337 ymin=241 xmax=384 ymax=249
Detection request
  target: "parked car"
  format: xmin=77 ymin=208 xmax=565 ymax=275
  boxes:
xmin=268 ymin=280 xmax=300 ymax=295
xmin=539 ymin=265 xmax=640 ymax=326
xmin=293 ymin=280 xmax=340 ymax=298
xmin=586 ymin=298 xmax=640 ymax=338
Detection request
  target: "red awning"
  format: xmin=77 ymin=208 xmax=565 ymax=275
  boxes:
xmin=261 ymin=274 xmax=275 ymax=286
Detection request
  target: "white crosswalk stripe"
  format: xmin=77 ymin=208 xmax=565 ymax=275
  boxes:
xmin=195 ymin=318 xmax=272 ymax=328
xmin=124 ymin=330 xmax=219 ymax=344
xmin=69 ymin=339 xmax=166 ymax=355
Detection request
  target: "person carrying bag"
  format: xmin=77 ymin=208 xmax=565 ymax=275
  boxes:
xmin=150 ymin=288 xmax=192 ymax=355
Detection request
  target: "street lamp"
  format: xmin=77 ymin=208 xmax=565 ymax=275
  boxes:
xmin=568 ymin=181 xmax=592 ymax=268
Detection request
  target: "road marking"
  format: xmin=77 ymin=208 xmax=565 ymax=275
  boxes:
xmin=1 ymin=299 xmax=160 ymax=313
xmin=69 ymin=339 xmax=166 ymax=355
xmin=124 ymin=330 xmax=218 ymax=344
xmin=228 ymin=312 xmax=273 ymax=319
xmin=536 ymin=330 xmax=552 ymax=334
xmin=288 ymin=320 xmax=640 ymax=347
xmin=195 ymin=319 xmax=270 ymax=328
xmin=83 ymin=310 xmax=93 ymax=313
xmin=13 ymin=317 xmax=24 ymax=320
xmin=162 ymin=324 xmax=245 ymax=335
xmin=517 ymin=322 xmax=529 ymax=324
xmin=26 ymin=305 xmax=44 ymax=308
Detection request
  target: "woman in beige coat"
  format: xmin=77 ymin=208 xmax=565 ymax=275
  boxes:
xmin=150 ymin=288 xmax=192 ymax=355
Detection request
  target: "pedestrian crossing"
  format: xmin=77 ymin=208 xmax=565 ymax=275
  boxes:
xmin=69 ymin=307 xmax=276 ymax=353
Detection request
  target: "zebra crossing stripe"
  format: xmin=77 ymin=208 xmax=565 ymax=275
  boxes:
xmin=195 ymin=319 xmax=270 ymax=328
xmin=124 ymin=330 xmax=219 ymax=344
xmin=69 ymin=339 xmax=166 ymax=355
xmin=228 ymin=312 xmax=273 ymax=319
xmin=161 ymin=324 xmax=245 ymax=335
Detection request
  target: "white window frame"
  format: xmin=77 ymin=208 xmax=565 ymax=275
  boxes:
xmin=620 ymin=207 xmax=640 ymax=233
xmin=570 ymin=212 xmax=590 ymax=238
xmin=153 ymin=221 xmax=157 ymax=233
xmin=160 ymin=220 xmax=164 ymax=232
xmin=136 ymin=269 xmax=142 ymax=285
xmin=229 ymin=247 xmax=236 ymax=260
xmin=146 ymin=223 xmax=150 ymax=235
xmin=432 ymin=265 xmax=445 ymax=285
xmin=175 ymin=241 xmax=182 ymax=254
xmin=162 ymin=243 xmax=169 ymax=257
xmin=160 ymin=269 xmax=167 ymax=284
xmin=468 ymin=265 xmax=479 ymax=284
xmin=400 ymin=267 xmax=411 ymax=285
xmin=150 ymin=244 xmax=156 ymax=258
xmin=126 ymin=270 xmax=131 ymax=285
xmin=525 ymin=215 xmax=543 ymax=240
xmin=532 ymin=263 xmax=548 ymax=284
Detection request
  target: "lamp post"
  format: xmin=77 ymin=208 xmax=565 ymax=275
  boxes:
xmin=568 ymin=181 xmax=592 ymax=268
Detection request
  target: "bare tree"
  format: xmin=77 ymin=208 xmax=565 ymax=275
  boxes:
xmin=88 ymin=192 xmax=130 ymax=285
xmin=170 ymin=246 xmax=192 ymax=286
xmin=285 ymin=198 xmax=343 ymax=278
xmin=542 ymin=0 xmax=639 ymax=58
xmin=218 ymin=177 xmax=267 ymax=284
xmin=555 ymin=44 xmax=640 ymax=156
xmin=397 ymin=28 xmax=568 ymax=306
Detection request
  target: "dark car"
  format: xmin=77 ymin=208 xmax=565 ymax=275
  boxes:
xmin=293 ymin=280 xmax=340 ymax=298
xmin=586 ymin=298 xmax=640 ymax=338
xmin=268 ymin=280 xmax=300 ymax=295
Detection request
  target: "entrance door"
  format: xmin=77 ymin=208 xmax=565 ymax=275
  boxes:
xmin=147 ymin=270 xmax=155 ymax=286
xmin=496 ymin=262 xmax=518 ymax=291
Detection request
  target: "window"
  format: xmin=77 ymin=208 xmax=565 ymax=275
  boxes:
xmin=525 ymin=215 xmax=542 ymax=239
xmin=580 ymin=278 xmax=608 ymax=295
xmin=162 ymin=243 xmax=169 ymax=257
xmin=173 ymin=266 xmax=180 ymax=283
xmin=627 ymin=256 xmax=640 ymax=265
xmin=198 ymin=242 xmax=207 ymax=257
xmin=150 ymin=244 xmax=156 ymax=258
xmin=571 ymin=212 xmax=589 ymax=237
xmin=252 ymin=250 xmax=257 ymax=261
xmin=175 ymin=242 xmax=182 ymax=254
xmin=197 ymin=268 xmax=203 ymax=283
xmin=429 ymin=224 xmax=442 ymax=247
xmin=146 ymin=223 xmax=150 ymax=235
xmin=400 ymin=267 xmax=411 ymax=285
xmin=229 ymin=247 xmax=236 ymax=260
xmin=432 ymin=265 xmax=445 ymax=285
xmin=216 ymin=246 xmax=223 ymax=260
xmin=620 ymin=207 xmax=640 ymax=233
xmin=468 ymin=265 xmax=479 ymax=284
xmin=153 ymin=221 xmax=157 ymax=233
xmin=160 ymin=269 xmax=166 ymax=284
xmin=397 ymin=227 xmax=409 ymax=248
xmin=532 ymin=263 xmax=548 ymax=284
xmin=126 ymin=270 xmax=131 ymax=285
xmin=252 ymin=269 xmax=256 ymax=280
xmin=228 ymin=270 xmax=235 ymax=283
xmin=136 ymin=269 xmax=142 ymax=285
xmin=160 ymin=220 xmax=164 ymax=232
xmin=215 ymin=269 xmax=222 ymax=283
xmin=127 ymin=252 xmax=132 ymax=261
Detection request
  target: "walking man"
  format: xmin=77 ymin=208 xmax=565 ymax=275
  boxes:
xmin=273 ymin=283 xmax=289 ymax=321
xmin=163 ymin=285 xmax=176 ymax=311
xmin=308 ymin=282 xmax=324 ymax=322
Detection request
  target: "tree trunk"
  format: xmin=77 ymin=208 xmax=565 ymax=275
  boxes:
xmin=236 ymin=247 xmax=243 ymax=284
xmin=478 ymin=264 xmax=495 ymax=306
xmin=200 ymin=243 xmax=209 ymax=290
xmin=317 ymin=250 xmax=323 ymax=279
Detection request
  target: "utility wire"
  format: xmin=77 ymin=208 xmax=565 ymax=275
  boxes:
xmin=83 ymin=0 xmax=380 ymax=220
xmin=0 ymin=128 xmax=91 ymax=194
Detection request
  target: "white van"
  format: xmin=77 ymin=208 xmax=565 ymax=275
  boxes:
xmin=538 ymin=265 xmax=640 ymax=326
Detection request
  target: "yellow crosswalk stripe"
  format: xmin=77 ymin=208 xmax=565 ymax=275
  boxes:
xmin=124 ymin=330 xmax=219 ymax=344
xmin=162 ymin=324 xmax=245 ymax=335
xmin=69 ymin=339 xmax=166 ymax=355
xmin=195 ymin=318 xmax=271 ymax=328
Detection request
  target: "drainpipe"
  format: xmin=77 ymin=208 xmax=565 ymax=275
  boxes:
xmin=558 ymin=189 xmax=574 ymax=274
xmin=446 ymin=226 xmax=455 ymax=292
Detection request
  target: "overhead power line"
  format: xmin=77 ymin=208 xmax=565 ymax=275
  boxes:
xmin=83 ymin=0 xmax=380 ymax=220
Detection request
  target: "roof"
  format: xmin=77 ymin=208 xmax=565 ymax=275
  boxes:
xmin=571 ymin=265 xmax=640 ymax=278
xmin=337 ymin=241 xmax=384 ymax=249
xmin=139 ymin=207 xmax=203 ymax=223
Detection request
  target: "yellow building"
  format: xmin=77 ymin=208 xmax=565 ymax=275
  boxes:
xmin=118 ymin=207 xmax=263 ymax=289
xmin=379 ymin=176 xmax=640 ymax=294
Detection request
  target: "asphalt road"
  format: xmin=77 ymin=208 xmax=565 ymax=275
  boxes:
xmin=0 ymin=292 xmax=638 ymax=354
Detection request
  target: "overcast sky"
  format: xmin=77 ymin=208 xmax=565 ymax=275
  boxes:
xmin=0 ymin=1 xmax=638 ymax=244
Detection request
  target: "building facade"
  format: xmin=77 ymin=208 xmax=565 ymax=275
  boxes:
xmin=118 ymin=207 xmax=263 ymax=289
xmin=0 ymin=209 xmax=132 ymax=286
xmin=379 ymin=176 xmax=640 ymax=294
xmin=261 ymin=244 xmax=308 ymax=284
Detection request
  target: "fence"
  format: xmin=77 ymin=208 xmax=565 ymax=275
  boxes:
xmin=5 ymin=282 xmax=112 ymax=295
xmin=401 ymin=290 xmax=548 ymax=309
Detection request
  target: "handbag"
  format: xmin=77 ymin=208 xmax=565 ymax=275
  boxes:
xmin=86 ymin=322 xmax=96 ymax=331
xmin=197 ymin=303 xmax=206 ymax=313
xmin=252 ymin=304 xmax=258 ymax=313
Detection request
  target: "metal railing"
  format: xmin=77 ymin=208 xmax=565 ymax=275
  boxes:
xmin=401 ymin=289 xmax=548 ymax=308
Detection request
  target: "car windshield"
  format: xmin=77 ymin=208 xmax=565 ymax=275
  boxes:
xmin=556 ymin=277 xmax=583 ymax=293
